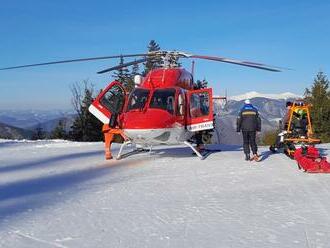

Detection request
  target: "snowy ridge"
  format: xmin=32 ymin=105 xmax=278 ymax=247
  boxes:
xmin=0 ymin=138 xmax=99 ymax=148
xmin=230 ymin=91 xmax=301 ymax=101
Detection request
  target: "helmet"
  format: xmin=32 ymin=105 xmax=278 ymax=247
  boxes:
xmin=244 ymin=99 xmax=251 ymax=104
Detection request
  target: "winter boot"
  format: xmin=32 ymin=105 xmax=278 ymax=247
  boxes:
xmin=251 ymin=153 xmax=261 ymax=162
xmin=245 ymin=153 xmax=250 ymax=161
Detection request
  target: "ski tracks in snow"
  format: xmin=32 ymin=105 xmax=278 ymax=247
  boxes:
xmin=10 ymin=229 xmax=69 ymax=248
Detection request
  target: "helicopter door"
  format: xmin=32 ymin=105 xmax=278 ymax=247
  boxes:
xmin=89 ymin=81 xmax=126 ymax=126
xmin=186 ymin=88 xmax=214 ymax=132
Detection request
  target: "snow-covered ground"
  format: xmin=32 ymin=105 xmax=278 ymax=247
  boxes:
xmin=1 ymin=139 xmax=330 ymax=248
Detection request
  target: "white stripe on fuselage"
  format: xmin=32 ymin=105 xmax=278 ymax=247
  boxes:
xmin=187 ymin=121 xmax=213 ymax=132
xmin=124 ymin=126 xmax=190 ymax=145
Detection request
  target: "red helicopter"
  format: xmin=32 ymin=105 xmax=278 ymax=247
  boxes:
xmin=0 ymin=50 xmax=281 ymax=159
xmin=87 ymin=51 xmax=281 ymax=159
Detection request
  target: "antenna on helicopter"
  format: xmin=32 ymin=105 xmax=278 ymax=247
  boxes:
xmin=191 ymin=60 xmax=195 ymax=79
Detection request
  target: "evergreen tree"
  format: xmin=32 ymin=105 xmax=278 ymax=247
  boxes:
xmin=69 ymin=81 xmax=103 ymax=141
xmin=194 ymin=79 xmax=209 ymax=89
xmin=131 ymin=61 xmax=140 ymax=76
xmin=112 ymin=56 xmax=134 ymax=93
xmin=304 ymin=71 xmax=330 ymax=142
xmin=32 ymin=125 xmax=46 ymax=140
xmin=142 ymin=40 xmax=161 ymax=76
xmin=125 ymin=61 xmax=140 ymax=93
xmin=112 ymin=56 xmax=130 ymax=83
xmin=51 ymin=120 xmax=67 ymax=139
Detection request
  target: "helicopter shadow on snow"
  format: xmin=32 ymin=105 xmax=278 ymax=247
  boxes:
xmin=141 ymin=144 xmax=242 ymax=159
xmin=130 ymin=144 xmax=277 ymax=163
xmin=151 ymin=144 xmax=279 ymax=162
xmin=0 ymin=165 xmax=108 ymax=223
xmin=119 ymin=146 xmax=196 ymax=159
xmin=0 ymin=153 xmax=149 ymax=225
xmin=0 ymin=150 xmax=104 ymax=173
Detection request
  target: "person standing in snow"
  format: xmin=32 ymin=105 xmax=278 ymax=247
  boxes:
xmin=236 ymin=99 xmax=261 ymax=161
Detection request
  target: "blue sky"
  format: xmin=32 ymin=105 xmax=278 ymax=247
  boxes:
xmin=0 ymin=0 xmax=329 ymax=110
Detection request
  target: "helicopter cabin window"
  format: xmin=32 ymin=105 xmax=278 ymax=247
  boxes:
xmin=127 ymin=88 xmax=150 ymax=111
xmin=190 ymin=92 xmax=210 ymax=118
xmin=100 ymin=85 xmax=125 ymax=114
xmin=150 ymin=89 xmax=176 ymax=114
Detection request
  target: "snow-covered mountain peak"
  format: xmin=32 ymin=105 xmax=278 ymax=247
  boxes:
xmin=230 ymin=91 xmax=301 ymax=101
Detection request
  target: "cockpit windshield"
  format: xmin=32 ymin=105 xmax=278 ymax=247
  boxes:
xmin=150 ymin=89 xmax=176 ymax=114
xmin=127 ymin=88 xmax=150 ymax=111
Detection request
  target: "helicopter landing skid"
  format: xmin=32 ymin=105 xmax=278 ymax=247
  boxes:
xmin=116 ymin=141 xmax=131 ymax=160
xmin=183 ymin=141 xmax=204 ymax=159
xmin=116 ymin=141 xmax=150 ymax=160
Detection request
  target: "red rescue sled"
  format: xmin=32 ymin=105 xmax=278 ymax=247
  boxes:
xmin=293 ymin=146 xmax=330 ymax=173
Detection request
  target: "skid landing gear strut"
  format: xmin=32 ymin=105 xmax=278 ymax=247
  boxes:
xmin=184 ymin=141 xmax=204 ymax=159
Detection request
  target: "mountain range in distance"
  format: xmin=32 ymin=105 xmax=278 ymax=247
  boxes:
xmin=0 ymin=109 xmax=76 ymax=139
xmin=228 ymin=91 xmax=301 ymax=101
xmin=213 ymin=91 xmax=301 ymax=144
xmin=0 ymin=122 xmax=34 ymax=140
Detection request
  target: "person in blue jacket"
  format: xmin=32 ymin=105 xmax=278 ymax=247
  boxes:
xmin=237 ymin=99 xmax=261 ymax=161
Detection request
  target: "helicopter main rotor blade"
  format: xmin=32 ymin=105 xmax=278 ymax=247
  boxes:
xmin=0 ymin=54 xmax=150 ymax=71
xmin=187 ymin=54 xmax=283 ymax=72
xmin=97 ymin=58 xmax=147 ymax=74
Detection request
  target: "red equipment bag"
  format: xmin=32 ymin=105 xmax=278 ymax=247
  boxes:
xmin=293 ymin=146 xmax=330 ymax=173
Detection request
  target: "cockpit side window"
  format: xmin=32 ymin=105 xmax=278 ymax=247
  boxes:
xmin=127 ymin=88 xmax=150 ymax=111
xmin=100 ymin=85 xmax=125 ymax=114
xmin=190 ymin=92 xmax=210 ymax=118
xmin=150 ymin=89 xmax=176 ymax=114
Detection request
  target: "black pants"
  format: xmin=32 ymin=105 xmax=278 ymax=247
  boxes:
xmin=242 ymin=131 xmax=257 ymax=155
xmin=195 ymin=132 xmax=202 ymax=145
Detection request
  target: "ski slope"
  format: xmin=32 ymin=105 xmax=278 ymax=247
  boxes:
xmin=1 ymin=139 xmax=330 ymax=248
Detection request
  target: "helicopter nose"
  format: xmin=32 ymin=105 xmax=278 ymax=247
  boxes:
xmin=121 ymin=109 xmax=176 ymax=129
